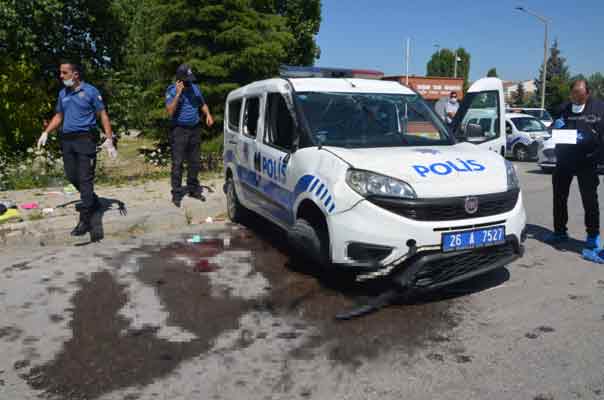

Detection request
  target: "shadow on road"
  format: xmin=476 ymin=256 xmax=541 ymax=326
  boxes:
xmin=241 ymin=212 xmax=513 ymax=310
xmin=525 ymin=223 xmax=585 ymax=255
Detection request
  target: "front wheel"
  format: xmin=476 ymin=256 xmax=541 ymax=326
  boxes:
xmin=514 ymin=144 xmax=529 ymax=162
xmin=289 ymin=218 xmax=330 ymax=267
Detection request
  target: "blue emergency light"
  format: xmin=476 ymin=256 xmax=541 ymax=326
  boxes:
xmin=280 ymin=65 xmax=384 ymax=80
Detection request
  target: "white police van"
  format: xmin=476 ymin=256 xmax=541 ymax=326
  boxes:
xmin=224 ymin=66 xmax=526 ymax=290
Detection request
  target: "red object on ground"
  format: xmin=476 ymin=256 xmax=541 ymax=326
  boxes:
xmin=194 ymin=259 xmax=218 ymax=273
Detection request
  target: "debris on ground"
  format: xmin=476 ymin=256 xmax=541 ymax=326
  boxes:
xmin=187 ymin=235 xmax=203 ymax=244
xmin=0 ymin=208 xmax=22 ymax=224
xmin=20 ymin=202 xmax=39 ymax=210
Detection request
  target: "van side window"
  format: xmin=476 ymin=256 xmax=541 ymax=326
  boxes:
xmin=227 ymin=99 xmax=242 ymax=132
xmin=243 ymin=97 xmax=260 ymax=138
xmin=265 ymin=93 xmax=294 ymax=151
xmin=505 ymin=121 xmax=513 ymax=135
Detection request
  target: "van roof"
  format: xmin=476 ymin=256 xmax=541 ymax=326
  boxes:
xmin=227 ymin=77 xmax=415 ymax=100
xmin=506 ymin=113 xmax=536 ymax=119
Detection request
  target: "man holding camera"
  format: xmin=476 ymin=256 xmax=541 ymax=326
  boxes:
xmin=165 ymin=64 xmax=214 ymax=207
xmin=37 ymin=61 xmax=117 ymax=238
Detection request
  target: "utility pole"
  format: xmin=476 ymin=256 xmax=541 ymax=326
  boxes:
xmin=516 ymin=6 xmax=550 ymax=110
xmin=453 ymin=50 xmax=458 ymax=78
xmin=405 ymin=37 xmax=410 ymax=85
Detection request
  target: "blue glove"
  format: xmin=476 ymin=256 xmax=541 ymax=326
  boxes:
xmin=553 ymin=118 xmax=565 ymax=129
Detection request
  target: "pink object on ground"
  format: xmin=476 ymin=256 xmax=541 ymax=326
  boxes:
xmin=20 ymin=202 xmax=39 ymax=210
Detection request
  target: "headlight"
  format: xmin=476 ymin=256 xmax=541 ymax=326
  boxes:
xmin=505 ymin=160 xmax=520 ymax=190
xmin=529 ymin=133 xmax=538 ymax=140
xmin=346 ymin=169 xmax=416 ymax=199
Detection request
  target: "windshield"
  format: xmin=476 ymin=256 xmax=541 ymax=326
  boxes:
xmin=523 ymin=109 xmax=552 ymax=121
xmin=295 ymin=92 xmax=452 ymax=148
xmin=511 ymin=117 xmax=546 ymax=132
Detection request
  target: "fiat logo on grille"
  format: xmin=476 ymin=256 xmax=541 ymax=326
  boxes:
xmin=465 ymin=196 xmax=479 ymax=215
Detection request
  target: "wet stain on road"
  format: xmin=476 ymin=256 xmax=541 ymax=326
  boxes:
xmin=23 ymin=222 xmax=480 ymax=399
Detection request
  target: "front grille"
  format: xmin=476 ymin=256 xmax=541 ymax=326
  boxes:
xmin=369 ymin=189 xmax=519 ymax=221
xmin=412 ymin=244 xmax=516 ymax=288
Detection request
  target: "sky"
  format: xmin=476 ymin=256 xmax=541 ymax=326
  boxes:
xmin=315 ymin=0 xmax=604 ymax=82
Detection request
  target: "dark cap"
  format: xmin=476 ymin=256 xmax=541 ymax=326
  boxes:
xmin=175 ymin=64 xmax=196 ymax=82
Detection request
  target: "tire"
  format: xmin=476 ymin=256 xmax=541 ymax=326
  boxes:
xmin=225 ymin=176 xmax=247 ymax=223
xmin=514 ymin=144 xmax=529 ymax=162
xmin=289 ymin=218 xmax=330 ymax=267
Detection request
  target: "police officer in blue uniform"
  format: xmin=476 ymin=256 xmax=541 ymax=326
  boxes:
xmin=165 ymin=64 xmax=214 ymax=207
xmin=547 ymin=79 xmax=604 ymax=249
xmin=37 ymin=61 xmax=117 ymax=237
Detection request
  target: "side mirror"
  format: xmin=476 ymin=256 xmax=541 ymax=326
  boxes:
xmin=466 ymin=123 xmax=484 ymax=138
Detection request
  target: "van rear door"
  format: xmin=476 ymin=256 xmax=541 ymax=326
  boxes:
xmin=451 ymin=78 xmax=506 ymax=156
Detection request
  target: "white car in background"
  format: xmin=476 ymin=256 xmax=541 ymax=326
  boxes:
xmin=507 ymin=107 xmax=553 ymax=128
xmin=537 ymin=138 xmax=604 ymax=173
xmin=504 ymin=113 xmax=550 ymax=161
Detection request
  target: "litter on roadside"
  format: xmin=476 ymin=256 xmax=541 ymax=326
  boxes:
xmin=205 ymin=217 xmax=214 ymax=224
xmin=42 ymin=208 xmax=54 ymax=215
xmin=20 ymin=202 xmax=39 ymax=210
xmin=63 ymin=184 xmax=77 ymax=194
xmin=187 ymin=235 xmax=203 ymax=244
xmin=0 ymin=209 xmax=22 ymax=224
xmin=0 ymin=199 xmax=17 ymax=209
xmin=223 ymin=237 xmax=231 ymax=247
xmin=194 ymin=259 xmax=218 ymax=273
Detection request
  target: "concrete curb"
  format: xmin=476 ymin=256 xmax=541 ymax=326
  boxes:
xmin=0 ymin=180 xmax=227 ymax=248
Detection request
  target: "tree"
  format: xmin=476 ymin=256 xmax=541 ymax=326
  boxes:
xmin=0 ymin=0 xmax=125 ymax=153
xmin=426 ymin=47 xmax=471 ymax=88
xmin=252 ymin=0 xmax=322 ymax=65
xmin=487 ymin=68 xmax=498 ymax=77
xmin=535 ymin=40 xmax=571 ymax=111
xmin=152 ymin=0 xmax=297 ymax=139
xmin=588 ymin=72 xmax=604 ymax=100
xmin=512 ymin=82 xmax=526 ymax=106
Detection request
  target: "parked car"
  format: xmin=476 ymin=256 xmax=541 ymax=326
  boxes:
xmin=537 ymin=137 xmax=604 ymax=173
xmin=507 ymin=107 xmax=553 ymax=128
xmin=223 ymin=66 xmax=526 ymax=291
xmin=504 ymin=113 xmax=550 ymax=161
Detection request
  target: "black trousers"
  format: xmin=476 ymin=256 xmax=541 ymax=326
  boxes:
xmin=169 ymin=125 xmax=201 ymax=198
xmin=61 ymin=134 xmax=98 ymax=218
xmin=553 ymin=166 xmax=600 ymax=236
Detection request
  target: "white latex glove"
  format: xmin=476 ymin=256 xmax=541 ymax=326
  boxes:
xmin=37 ymin=132 xmax=49 ymax=149
xmin=101 ymin=138 xmax=118 ymax=159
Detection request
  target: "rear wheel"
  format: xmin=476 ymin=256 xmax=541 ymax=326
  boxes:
xmin=514 ymin=144 xmax=529 ymax=161
xmin=225 ymin=176 xmax=247 ymax=223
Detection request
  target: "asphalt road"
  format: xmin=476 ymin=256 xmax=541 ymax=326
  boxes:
xmin=1 ymin=162 xmax=603 ymax=400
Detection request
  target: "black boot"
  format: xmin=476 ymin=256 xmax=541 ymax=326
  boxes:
xmin=188 ymin=188 xmax=206 ymax=202
xmin=71 ymin=213 xmax=91 ymax=236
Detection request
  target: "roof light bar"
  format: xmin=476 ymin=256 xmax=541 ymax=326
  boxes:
xmin=280 ymin=65 xmax=384 ymax=80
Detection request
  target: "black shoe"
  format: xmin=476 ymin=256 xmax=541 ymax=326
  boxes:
xmin=188 ymin=190 xmax=206 ymax=202
xmin=172 ymin=196 xmax=182 ymax=208
xmin=71 ymin=220 xmax=91 ymax=236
